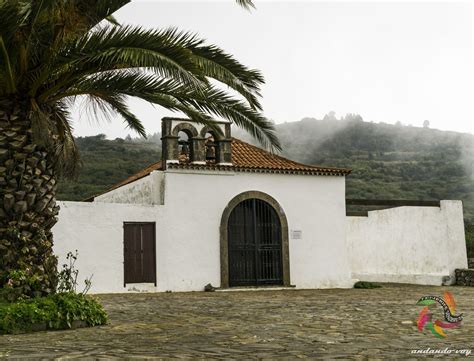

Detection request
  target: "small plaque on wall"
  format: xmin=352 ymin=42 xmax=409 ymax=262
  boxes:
xmin=291 ymin=230 xmax=302 ymax=240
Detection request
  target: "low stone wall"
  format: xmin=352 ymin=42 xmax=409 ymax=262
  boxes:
xmin=455 ymin=269 xmax=474 ymax=286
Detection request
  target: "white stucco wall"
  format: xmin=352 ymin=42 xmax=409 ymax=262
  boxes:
xmin=54 ymin=172 xmax=468 ymax=293
xmin=53 ymin=170 xmax=353 ymax=294
xmin=53 ymin=201 xmax=164 ymax=294
xmin=160 ymin=170 xmax=352 ymax=291
xmin=347 ymin=200 xmax=468 ymax=285
xmin=94 ymin=171 xmax=164 ymax=205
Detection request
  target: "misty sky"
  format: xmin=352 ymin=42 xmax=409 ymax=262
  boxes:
xmin=73 ymin=1 xmax=473 ymax=138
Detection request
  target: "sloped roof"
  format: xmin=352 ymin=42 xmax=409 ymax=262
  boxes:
xmin=167 ymin=138 xmax=351 ymax=175
xmin=88 ymin=138 xmax=351 ymax=200
xmin=107 ymin=160 xmax=163 ymax=192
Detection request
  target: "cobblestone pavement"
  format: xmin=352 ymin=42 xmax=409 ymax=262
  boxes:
xmin=1 ymin=284 xmax=474 ymax=359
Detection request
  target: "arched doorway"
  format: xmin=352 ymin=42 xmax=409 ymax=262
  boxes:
xmin=220 ymin=191 xmax=290 ymax=288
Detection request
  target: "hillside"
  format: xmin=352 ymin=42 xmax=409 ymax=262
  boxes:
xmin=57 ymin=115 xmax=473 ymax=223
xmin=57 ymin=134 xmax=161 ymax=201
xmin=235 ymin=114 xmax=474 ymax=223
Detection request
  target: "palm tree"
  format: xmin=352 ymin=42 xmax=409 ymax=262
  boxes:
xmin=0 ymin=0 xmax=279 ymax=296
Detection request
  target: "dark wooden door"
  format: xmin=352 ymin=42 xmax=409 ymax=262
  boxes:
xmin=124 ymin=222 xmax=156 ymax=285
xmin=228 ymin=199 xmax=283 ymax=287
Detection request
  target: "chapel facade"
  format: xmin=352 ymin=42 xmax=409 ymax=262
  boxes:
xmin=53 ymin=118 xmax=467 ymax=293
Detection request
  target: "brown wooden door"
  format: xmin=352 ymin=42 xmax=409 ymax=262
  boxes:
xmin=124 ymin=222 xmax=156 ymax=285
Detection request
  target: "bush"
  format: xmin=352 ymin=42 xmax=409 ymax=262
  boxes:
xmin=0 ymin=251 xmax=107 ymax=334
xmin=0 ymin=292 xmax=107 ymax=334
xmin=0 ymin=251 xmax=91 ymax=303
xmin=354 ymin=281 xmax=382 ymax=289
xmin=0 ymin=228 xmax=58 ymax=298
xmin=57 ymin=251 xmax=92 ymax=294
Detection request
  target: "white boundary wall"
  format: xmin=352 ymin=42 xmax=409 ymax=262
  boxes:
xmin=347 ymin=200 xmax=468 ymax=285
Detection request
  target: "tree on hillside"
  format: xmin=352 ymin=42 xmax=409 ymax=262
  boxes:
xmin=0 ymin=0 xmax=277 ymax=296
xmin=323 ymin=111 xmax=337 ymax=121
xmin=343 ymin=113 xmax=363 ymax=123
xmin=423 ymin=120 xmax=430 ymax=128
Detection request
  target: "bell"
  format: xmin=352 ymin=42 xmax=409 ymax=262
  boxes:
xmin=180 ymin=142 xmax=189 ymax=155
xmin=206 ymin=144 xmax=216 ymax=160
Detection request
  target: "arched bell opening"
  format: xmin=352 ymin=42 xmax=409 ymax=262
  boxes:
xmin=177 ymin=130 xmax=192 ymax=161
xmin=200 ymin=126 xmax=227 ymax=164
xmin=204 ymin=132 xmax=218 ymax=162
xmin=168 ymin=122 xmax=200 ymax=163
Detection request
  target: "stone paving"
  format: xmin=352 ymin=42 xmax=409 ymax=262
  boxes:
xmin=1 ymin=284 xmax=474 ymax=359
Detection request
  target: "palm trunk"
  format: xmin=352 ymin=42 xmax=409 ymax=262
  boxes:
xmin=0 ymin=106 xmax=59 ymax=296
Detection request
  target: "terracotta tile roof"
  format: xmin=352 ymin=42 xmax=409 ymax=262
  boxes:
xmin=168 ymin=138 xmax=351 ymax=176
xmin=234 ymin=138 xmax=351 ymax=174
xmin=86 ymin=138 xmax=350 ymax=200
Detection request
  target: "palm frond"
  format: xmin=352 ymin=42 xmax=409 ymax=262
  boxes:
xmin=29 ymin=99 xmax=80 ymax=177
xmin=50 ymin=102 xmax=81 ymax=177
xmin=0 ymin=1 xmax=28 ymax=94
xmin=52 ymin=72 xmax=184 ymax=101
xmin=52 ymin=69 xmax=279 ymax=150
xmin=0 ymin=0 xmax=279 ymax=175
xmin=176 ymin=86 xmax=280 ymax=151
xmin=105 ymin=15 xmax=120 ymax=27
xmin=0 ymin=1 xmax=27 ymax=43
xmin=76 ymin=0 xmax=130 ymax=29
xmin=0 ymin=36 xmax=16 ymax=94
xmin=29 ymin=98 xmax=55 ymax=149
xmin=36 ymin=26 xmax=206 ymax=100
xmin=86 ymin=93 xmax=146 ymax=137
xmin=188 ymin=43 xmax=264 ymax=110
xmin=236 ymin=0 xmax=256 ymax=10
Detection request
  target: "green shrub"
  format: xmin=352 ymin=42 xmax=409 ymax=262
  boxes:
xmin=354 ymin=281 xmax=382 ymax=289
xmin=57 ymin=251 xmax=92 ymax=294
xmin=0 ymin=293 xmax=107 ymax=334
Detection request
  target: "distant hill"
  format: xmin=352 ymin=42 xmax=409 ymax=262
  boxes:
xmin=57 ymin=134 xmax=161 ymax=201
xmin=58 ymin=114 xmax=474 ymax=223
xmin=234 ymin=114 xmax=474 ymax=223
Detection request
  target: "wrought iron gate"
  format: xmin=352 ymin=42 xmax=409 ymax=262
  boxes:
xmin=228 ymin=198 xmax=283 ymax=286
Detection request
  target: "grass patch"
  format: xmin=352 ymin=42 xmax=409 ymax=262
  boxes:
xmin=354 ymin=281 xmax=382 ymax=289
xmin=0 ymin=292 xmax=107 ymax=334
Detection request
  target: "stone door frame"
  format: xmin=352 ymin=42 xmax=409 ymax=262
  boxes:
xmin=220 ymin=191 xmax=290 ymax=288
